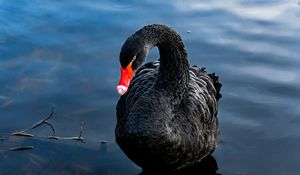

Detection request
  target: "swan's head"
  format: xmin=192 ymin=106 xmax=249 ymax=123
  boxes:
xmin=116 ymin=38 xmax=149 ymax=95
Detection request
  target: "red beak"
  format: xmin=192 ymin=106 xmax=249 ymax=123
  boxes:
xmin=116 ymin=62 xmax=134 ymax=95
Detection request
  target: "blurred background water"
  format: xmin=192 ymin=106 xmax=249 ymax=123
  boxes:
xmin=0 ymin=0 xmax=300 ymax=174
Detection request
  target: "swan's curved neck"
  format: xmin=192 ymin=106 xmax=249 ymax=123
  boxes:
xmin=135 ymin=24 xmax=190 ymax=100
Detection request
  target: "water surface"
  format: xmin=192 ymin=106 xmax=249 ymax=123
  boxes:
xmin=1 ymin=0 xmax=300 ymax=174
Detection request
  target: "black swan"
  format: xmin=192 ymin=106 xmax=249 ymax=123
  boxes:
xmin=115 ymin=24 xmax=222 ymax=171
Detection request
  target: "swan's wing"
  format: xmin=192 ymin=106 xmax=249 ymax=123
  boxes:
xmin=184 ymin=65 xmax=221 ymax=145
xmin=170 ymin=66 xmax=221 ymax=168
xmin=190 ymin=66 xmax=221 ymax=100
xmin=189 ymin=66 xmax=221 ymax=115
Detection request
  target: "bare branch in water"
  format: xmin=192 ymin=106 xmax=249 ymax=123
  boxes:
xmin=100 ymin=140 xmax=108 ymax=144
xmin=30 ymin=107 xmax=54 ymax=131
xmin=8 ymin=146 xmax=34 ymax=151
xmin=79 ymin=120 xmax=84 ymax=138
xmin=48 ymin=136 xmax=60 ymax=139
xmin=59 ymin=121 xmax=85 ymax=143
xmin=55 ymin=136 xmax=85 ymax=143
xmin=44 ymin=121 xmax=56 ymax=136
xmin=11 ymin=107 xmax=55 ymax=137
xmin=11 ymin=132 xmax=34 ymax=137
xmin=9 ymin=107 xmax=86 ymax=145
xmin=54 ymin=121 xmax=85 ymax=143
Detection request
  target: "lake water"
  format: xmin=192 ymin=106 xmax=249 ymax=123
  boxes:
xmin=1 ymin=0 xmax=300 ymax=174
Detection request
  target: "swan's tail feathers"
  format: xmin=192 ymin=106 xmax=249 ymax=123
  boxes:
xmin=190 ymin=65 xmax=222 ymax=100
xmin=208 ymin=73 xmax=222 ymax=101
xmin=191 ymin=65 xmax=206 ymax=76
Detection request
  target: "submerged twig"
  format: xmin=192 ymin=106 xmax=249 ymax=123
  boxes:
xmin=48 ymin=121 xmax=85 ymax=143
xmin=100 ymin=140 xmax=108 ymax=144
xmin=11 ymin=107 xmax=55 ymax=137
xmin=31 ymin=107 xmax=54 ymax=129
xmin=63 ymin=120 xmax=85 ymax=142
xmin=30 ymin=107 xmax=55 ymax=136
xmin=11 ymin=132 xmax=34 ymax=137
xmin=56 ymin=136 xmax=84 ymax=142
xmin=8 ymin=107 xmax=86 ymax=153
xmin=8 ymin=146 xmax=34 ymax=151
xmin=43 ymin=121 xmax=56 ymax=136
xmin=48 ymin=136 xmax=60 ymax=140
xmin=59 ymin=121 xmax=85 ymax=143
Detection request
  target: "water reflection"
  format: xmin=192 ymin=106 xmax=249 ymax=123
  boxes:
xmin=140 ymin=155 xmax=220 ymax=175
xmin=0 ymin=137 xmax=139 ymax=175
xmin=173 ymin=0 xmax=294 ymax=20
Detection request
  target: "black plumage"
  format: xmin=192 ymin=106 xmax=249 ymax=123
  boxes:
xmin=115 ymin=24 xmax=222 ymax=171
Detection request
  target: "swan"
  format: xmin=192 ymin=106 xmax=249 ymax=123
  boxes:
xmin=115 ymin=24 xmax=222 ymax=171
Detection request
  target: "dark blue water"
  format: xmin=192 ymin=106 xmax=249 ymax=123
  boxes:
xmin=1 ymin=0 xmax=300 ymax=174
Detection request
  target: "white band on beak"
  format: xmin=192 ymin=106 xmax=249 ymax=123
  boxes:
xmin=116 ymin=85 xmax=128 ymax=95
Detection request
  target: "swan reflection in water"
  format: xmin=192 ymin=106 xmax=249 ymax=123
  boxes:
xmin=140 ymin=155 xmax=221 ymax=175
